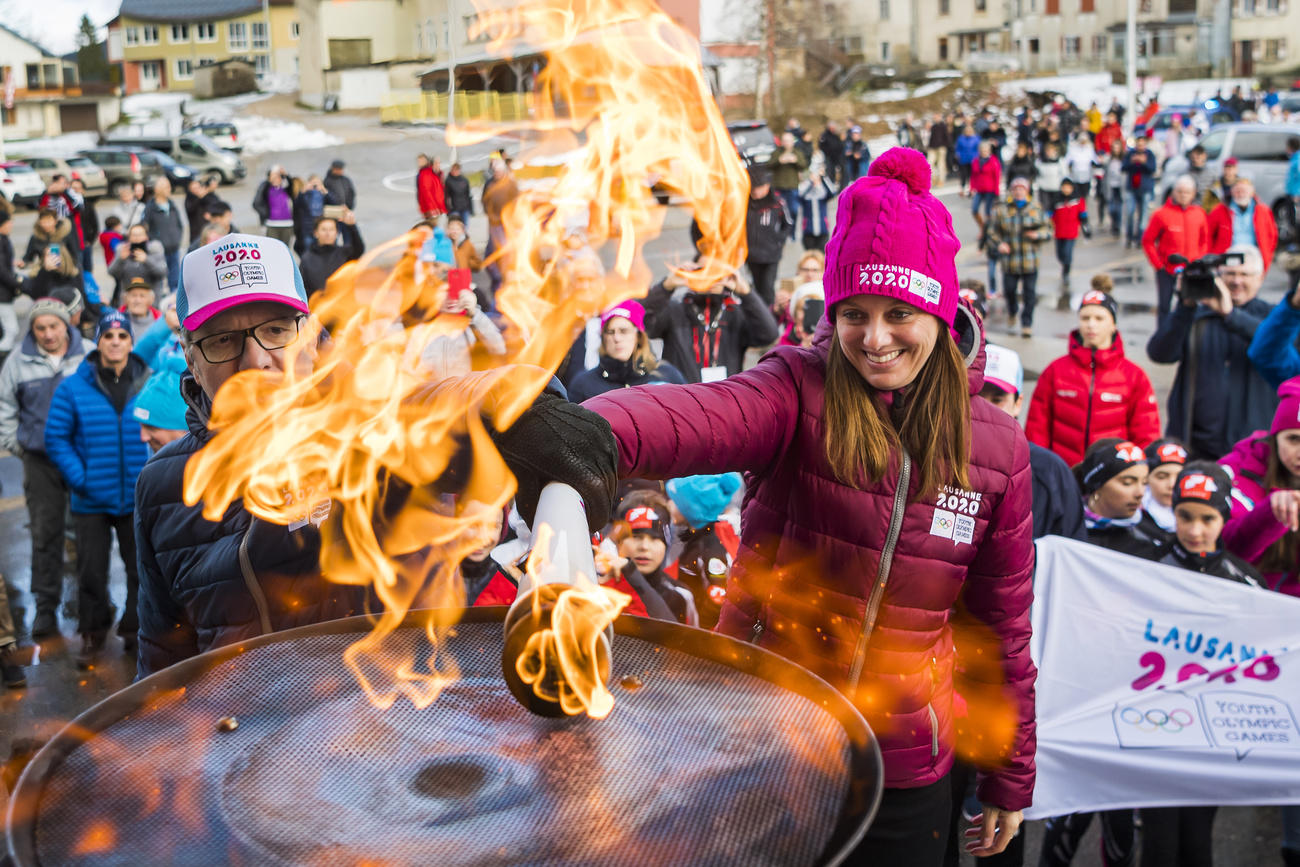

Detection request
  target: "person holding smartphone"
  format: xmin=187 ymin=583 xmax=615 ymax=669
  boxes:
xmin=641 ymin=260 xmax=779 ymax=384
xmin=299 ymin=212 xmax=366 ymax=300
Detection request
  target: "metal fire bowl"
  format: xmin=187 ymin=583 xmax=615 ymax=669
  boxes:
xmin=7 ymin=609 xmax=881 ymax=867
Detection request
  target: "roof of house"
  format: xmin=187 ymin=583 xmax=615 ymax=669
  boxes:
xmin=0 ymin=22 xmax=55 ymax=57
xmin=119 ymin=0 xmax=293 ymax=23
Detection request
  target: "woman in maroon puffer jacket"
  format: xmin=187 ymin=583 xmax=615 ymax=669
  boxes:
xmin=585 ymin=149 xmax=1035 ymax=864
xmin=1025 ymin=287 xmax=1160 ymax=466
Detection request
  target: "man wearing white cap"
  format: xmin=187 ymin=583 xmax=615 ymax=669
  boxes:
xmin=133 ymin=234 xmax=618 ymax=677
xmin=977 ymin=343 xmax=1085 ymax=541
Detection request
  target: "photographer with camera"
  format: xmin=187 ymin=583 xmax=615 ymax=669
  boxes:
xmin=1143 ymin=175 xmax=1210 ymax=326
xmin=642 ymin=262 xmax=778 ymax=384
xmin=1147 ymin=245 xmax=1277 ymax=460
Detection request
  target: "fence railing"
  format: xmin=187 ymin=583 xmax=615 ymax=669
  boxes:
xmin=380 ymin=90 xmax=535 ymax=125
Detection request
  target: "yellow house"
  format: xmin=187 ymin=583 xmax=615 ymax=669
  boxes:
xmin=108 ymin=0 xmax=300 ymax=93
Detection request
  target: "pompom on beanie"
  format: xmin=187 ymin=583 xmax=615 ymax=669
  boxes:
xmin=824 ymin=147 xmax=961 ymax=329
xmin=667 ymin=473 xmax=743 ymax=530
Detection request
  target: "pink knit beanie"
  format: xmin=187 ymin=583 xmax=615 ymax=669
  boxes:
xmin=824 ymin=147 xmax=961 ymax=329
xmin=1271 ymin=376 xmax=1300 ymax=436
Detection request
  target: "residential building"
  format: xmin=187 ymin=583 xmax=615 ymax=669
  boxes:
xmin=296 ymin=0 xmax=702 ymax=109
xmin=107 ymin=0 xmax=300 ymax=94
xmin=0 ymin=24 xmax=121 ymax=141
xmin=1230 ymin=0 xmax=1296 ymax=76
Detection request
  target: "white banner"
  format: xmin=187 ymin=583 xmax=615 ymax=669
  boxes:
xmin=1025 ymin=536 xmax=1300 ymax=820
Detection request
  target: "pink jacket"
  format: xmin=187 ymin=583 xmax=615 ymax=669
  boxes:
xmin=585 ymin=312 xmax=1038 ymax=810
xmin=969 ymin=155 xmax=1002 ymax=195
xmin=1219 ymin=433 xmax=1300 ymax=596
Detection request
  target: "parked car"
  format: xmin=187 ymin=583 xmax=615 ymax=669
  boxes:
xmin=0 ymin=162 xmax=46 ymax=208
xmin=138 ymin=149 xmax=199 ymax=187
xmin=64 ymin=156 xmax=110 ymax=199
xmin=1160 ymin=122 xmax=1300 ymax=243
xmin=77 ymin=146 xmax=147 ymax=195
xmin=79 ymin=145 xmax=197 ymax=193
xmin=102 ymin=132 xmax=245 ymax=183
xmin=1135 ymin=102 xmax=1240 ymax=140
xmin=17 ymin=155 xmax=109 ymax=199
xmin=727 ymin=120 xmax=779 ymax=167
xmin=184 ymin=120 xmax=241 ymax=153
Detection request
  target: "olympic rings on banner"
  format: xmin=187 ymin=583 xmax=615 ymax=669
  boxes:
xmin=1118 ymin=706 xmax=1195 ymax=733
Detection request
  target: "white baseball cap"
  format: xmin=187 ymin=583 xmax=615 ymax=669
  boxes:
xmin=178 ymin=233 xmax=310 ymax=331
xmin=983 ymin=344 xmax=1024 ymax=396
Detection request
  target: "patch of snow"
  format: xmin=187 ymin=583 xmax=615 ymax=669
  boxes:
xmin=858 ymin=87 xmax=910 ymax=104
xmin=998 ymin=72 xmax=1260 ymax=112
xmin=1152 ymin=77 xmax=1256 ymax=106
xmin=233 ymin=116 xmax=343 ymax=155
xmin=7 ymin=132 xmax=100 ymax=158
xmin=1000 ymin=73 xmax=1121 ymax=110
xmin=912 ymin=80 xmax=951 ymax=99
xmin=189 ymin=92 xmax=273 ymax=121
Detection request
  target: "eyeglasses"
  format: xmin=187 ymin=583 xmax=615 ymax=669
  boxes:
xmin=193 ymin=316 xmax=305 ymax=364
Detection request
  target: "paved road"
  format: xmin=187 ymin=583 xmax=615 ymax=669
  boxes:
xmin=1 ymin=135 xmax=1292 ymax=863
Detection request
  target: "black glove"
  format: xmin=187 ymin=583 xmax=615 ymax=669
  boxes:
xmin=491 ymin=391 xmax=618 ymax=532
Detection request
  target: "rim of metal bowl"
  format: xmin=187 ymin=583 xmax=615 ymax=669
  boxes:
xmin=7 ymin=608 xmax=882 ymax=867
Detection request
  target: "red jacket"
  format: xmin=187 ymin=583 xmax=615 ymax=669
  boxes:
xmin=587 ymin=312 xmax=1037 ymax=810
xmin=1142 ymin=200 xmax=1210 ymax=274
xmin=969 ymin=155 xmax=1002 ymax=194
xmin=416 ymin=166 xmax=445 ymax=216
xmin=1095 ymin=122 xmax=1124 ymax=156
xmin=1207 ymin=197 xmax=1278 ymax=272
xmin=1051 ymin=197 xmax=1087 ymax=241
xmin=1026 ymin=331 xmax=1161 ymax=466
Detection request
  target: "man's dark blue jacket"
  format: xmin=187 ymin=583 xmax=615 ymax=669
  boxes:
xmin=134 ymin=374 xmax=367 ymax=678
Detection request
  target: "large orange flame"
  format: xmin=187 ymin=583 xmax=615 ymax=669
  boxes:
xmin=181 ymin=0 xmax=747 ymax=717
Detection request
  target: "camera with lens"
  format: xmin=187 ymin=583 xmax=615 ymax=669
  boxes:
xmin=1169 ymin=252 xmax=1243 ymax=302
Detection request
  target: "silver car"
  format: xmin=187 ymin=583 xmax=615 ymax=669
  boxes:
xmin=17 ymin=155 xmax=109 ymax=199
xmin=1161 ymin=122 xmax=1300 ymax=241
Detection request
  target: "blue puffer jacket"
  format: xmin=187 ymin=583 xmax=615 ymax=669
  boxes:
xmin=1247 ymin=295 xmax=1300 ymax=390
xmin=134 ymin=374 xmax=369 ymax=678
xmin=44 ymin=352 xmax=151 ymax=515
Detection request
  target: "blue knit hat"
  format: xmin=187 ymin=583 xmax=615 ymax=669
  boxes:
xmin=666 ymin=473 xmax=742 ymax=530
xmin=95 ymin=309 xmax=132 ymax=343
xmin=131 ymin=354 xmax=189 ymax=431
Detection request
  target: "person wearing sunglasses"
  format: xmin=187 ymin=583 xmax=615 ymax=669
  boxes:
xmin=133 ymin=234 xmax=617 ymax=678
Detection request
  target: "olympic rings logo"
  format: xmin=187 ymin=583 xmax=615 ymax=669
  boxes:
xmin=1119 ymin=706 xmax=1195 ymax=732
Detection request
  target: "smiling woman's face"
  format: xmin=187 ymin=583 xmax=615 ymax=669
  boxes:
xmin=833 ymin=294 xmax=940 ymax=391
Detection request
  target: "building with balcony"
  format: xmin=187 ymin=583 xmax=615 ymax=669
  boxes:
xmin=107 ymin=0 xmax=300 ymax=94
xmin=0 ymin=24 xmax=121 ymax=140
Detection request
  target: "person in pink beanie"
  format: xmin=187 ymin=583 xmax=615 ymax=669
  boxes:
xmin=581 ymin=147 xmax=1036 ymax=863
xmin=1219 ymin=375 xmax=1300 ymax=597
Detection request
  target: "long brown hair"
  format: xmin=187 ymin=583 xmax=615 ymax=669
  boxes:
xmin=823 ymin=329 xmax=971 ymax=498
xmin=1259 ymin=436 xmax=1299 ymax=574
